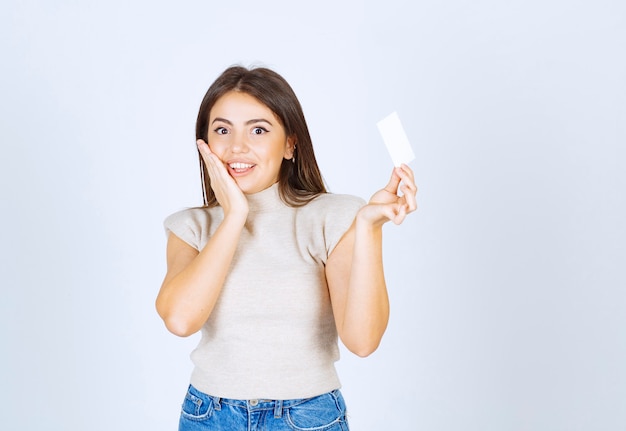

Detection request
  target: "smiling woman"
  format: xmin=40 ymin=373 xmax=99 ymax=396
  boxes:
xmin=206 ymin=91 xmax=295 ymax=194
xmin=194 ymin=66 xmax=328 ymax=208
xmin=155 ymin=65 xmax=418 ymax=431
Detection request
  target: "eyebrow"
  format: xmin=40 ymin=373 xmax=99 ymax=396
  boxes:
xmin=211 ymin=117 xmax=274 ymax=126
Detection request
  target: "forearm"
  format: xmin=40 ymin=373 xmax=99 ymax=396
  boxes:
xmin=157 ymin=215 xmax=245 ymax=336
xmin=340 ymin=219 xmax=390 ymax=356
xmin=328 ymin=165 xmax=416 ymax=356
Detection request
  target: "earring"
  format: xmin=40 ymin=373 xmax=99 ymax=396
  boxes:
xmin=291 ymin=146 xmax=296 ymax=163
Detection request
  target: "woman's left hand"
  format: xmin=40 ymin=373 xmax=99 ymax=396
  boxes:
xmin=358 ymin=164 xmax=418 ymax=226
xmin=326 ymin=164 xmax=417 ymax=355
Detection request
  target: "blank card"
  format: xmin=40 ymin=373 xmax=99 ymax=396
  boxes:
xmin=376 ymin=111 xmax=415 ymax=167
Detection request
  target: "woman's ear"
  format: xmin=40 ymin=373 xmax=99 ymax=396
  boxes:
xmin=284 ymin=135 xmax=296 ymax=160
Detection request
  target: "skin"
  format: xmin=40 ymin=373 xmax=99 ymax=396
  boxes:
xmin=155 ymin=91 xmax=417 ymax=357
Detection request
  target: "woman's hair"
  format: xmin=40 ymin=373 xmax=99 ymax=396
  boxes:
xmin=195 ymin=65 xmax=327 ymax=207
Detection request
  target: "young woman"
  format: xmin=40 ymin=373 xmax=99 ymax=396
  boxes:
xmin=156 ymin=66 xmax=417 ymax=431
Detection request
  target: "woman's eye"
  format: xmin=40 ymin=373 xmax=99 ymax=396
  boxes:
xmin=252 ymin=127 xmax=267 ymax=135
xmin=214 ymin=127 xmax=228 ymax=135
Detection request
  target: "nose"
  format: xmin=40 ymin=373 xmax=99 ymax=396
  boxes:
xmin=229 ymin=130 xmax=249 ymax=154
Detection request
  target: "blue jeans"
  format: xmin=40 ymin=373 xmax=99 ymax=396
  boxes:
xmin=178 ymin=385 xmax=350 ymax=431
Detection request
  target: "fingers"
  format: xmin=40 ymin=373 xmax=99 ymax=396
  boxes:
xmin=394 ymin=164 xmax=416 ymax=190
xmin=197 ymin=139 xmax=219 ymax=167
xmin=383 ymin=167 xmax=403 ymax=194
xmin=197 ymin=139 xmax=231 ymax=193
xmin=374 ymin=164 xmax=417 ymax=225
xmin=196 ymin=140 xmax=248 ymax=216
xmin=358 ymin=200 xmax=409 ymax=227
xmin=395 ymin=164 xmax=418 ymax=212
xmin=197 ymin=139 xmax=227 ymax=181
xmin=196 ymin=139 xmax=210 ymax=159
xmin=400 ymin=183 xmax=417 ymax=212
xmin=387 ymin=202 xmax=408 ymax=225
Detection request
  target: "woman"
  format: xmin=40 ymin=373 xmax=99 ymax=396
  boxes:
xmin=156 ymin=65 xmax=417 ymax=431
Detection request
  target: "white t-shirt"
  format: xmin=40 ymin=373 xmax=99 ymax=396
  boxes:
xmin=164 ymin=183 xmax=365 ymax=400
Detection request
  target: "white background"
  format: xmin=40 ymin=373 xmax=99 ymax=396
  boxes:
xmin=1 ymin=0 xmax=625 ymax=430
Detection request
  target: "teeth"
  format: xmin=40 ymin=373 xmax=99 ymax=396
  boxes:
xmin=230 ymin=162 xmax=254 ymax=170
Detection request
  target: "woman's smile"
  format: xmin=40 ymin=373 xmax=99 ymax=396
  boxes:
xmin=207 ymin=91 xmax=295 ymax=194
xmin=228 ymin=161 xmax=256 ymax=175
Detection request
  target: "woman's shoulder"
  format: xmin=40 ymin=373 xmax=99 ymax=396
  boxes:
xmin=307 ymin=192 xmax=366 ymax=211
xmin=164 ymin=206 xmax=217 ymax=225
xmin=296 ymin=192 xmax=366 ymax=257
xmin=163 ymin=206 xmax=222 ymax=250
xmin=296 ymin=192 xmax=365 ymax=224
xmin=163 ymin=206 xmax=222 ymax=235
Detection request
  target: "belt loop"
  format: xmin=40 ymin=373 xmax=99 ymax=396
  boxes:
xmin=212 ymin=396 xmax=222 ymax=411
xmin=273 ymin=399 xmax=283 ymax=418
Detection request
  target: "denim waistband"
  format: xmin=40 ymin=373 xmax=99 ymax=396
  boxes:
xmin=188 ymin=384 xmax=338 ymax=418
xmin=210 ymin=394 xmax=313 ymax=410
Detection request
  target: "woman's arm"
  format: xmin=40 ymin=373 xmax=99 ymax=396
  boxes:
xmin=156 ymin=213 xmax=246 ymax=337
xmin=155 ymin=140 xmax=248 ymax=337
xmin=326 ymin=165 xmax=417 ymax=357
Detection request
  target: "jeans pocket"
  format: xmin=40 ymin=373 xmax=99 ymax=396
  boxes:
xmin=285 ymin=390 xmax=347 ymax=431
xmin=180 ymin=385 xmax=215 ymax=422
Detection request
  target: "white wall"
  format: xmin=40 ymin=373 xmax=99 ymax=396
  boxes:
xmin=1 ymin=0 xmax=625 ymax=430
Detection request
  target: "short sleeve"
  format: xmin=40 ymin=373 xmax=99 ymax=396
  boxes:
xmin=321 ymin=194 xmax=366 ymax=256
xmin=297 ymin=193 xmax=366 ymax=263
xmin=163 ymin=208 xmax=214 ymax=251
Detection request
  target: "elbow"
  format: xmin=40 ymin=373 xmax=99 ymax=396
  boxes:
xmin=350 ymin=343 xmax=380 ymax=358
xmin=162 ymin=316 xmax=199 ymax=338
xmin=340 ymin=319 xmax=388 ymax=358
xmin=343 ymin=337 xmax=383 ymax=358
xmin=156 ymin=300 xmax=201 ymax=338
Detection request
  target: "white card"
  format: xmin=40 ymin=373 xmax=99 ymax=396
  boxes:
xmin=376 ymin=111 xmax=415 ymax=167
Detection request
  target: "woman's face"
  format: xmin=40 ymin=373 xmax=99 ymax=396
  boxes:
xmin=208 ymin=91 xmax=294 ymax=194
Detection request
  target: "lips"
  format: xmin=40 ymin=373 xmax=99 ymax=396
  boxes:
xmin=228 ymin=162 xmax=256 ymax=174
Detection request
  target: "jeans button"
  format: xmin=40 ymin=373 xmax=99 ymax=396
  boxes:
xmin=250 ymin=399 xmax=258 ymax=406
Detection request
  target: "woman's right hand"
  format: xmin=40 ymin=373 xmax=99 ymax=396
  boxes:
xmin=155 ymin=140 xmax=249 ymax=337
xmin=197 ymin=139 xmax=249 ymax=220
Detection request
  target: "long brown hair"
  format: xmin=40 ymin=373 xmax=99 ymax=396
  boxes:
xmin=195 ymin=66 xmax=327 ymax=207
